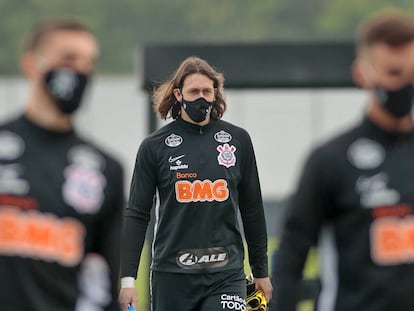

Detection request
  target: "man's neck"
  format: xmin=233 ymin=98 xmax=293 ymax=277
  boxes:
xmin=367 ymin=99 xmax=414 ymax=132
xmin=24 ymin=90 xmax=73 ymax=132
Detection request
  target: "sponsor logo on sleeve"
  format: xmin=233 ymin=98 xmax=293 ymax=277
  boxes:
xmin=176 ymin=247 xmax=229 ymax=269
xmin=165 ymin=134 xmax=183 ymax=147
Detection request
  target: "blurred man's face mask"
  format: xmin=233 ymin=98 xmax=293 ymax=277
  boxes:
xmin=44 ymin=68 xmax=90 ymax=114
xmin=374 ymin=83 xmax=414 ymax=118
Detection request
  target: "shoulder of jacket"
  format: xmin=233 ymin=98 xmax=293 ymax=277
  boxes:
xmin=214 ymin=119 xmax=250 ymax=137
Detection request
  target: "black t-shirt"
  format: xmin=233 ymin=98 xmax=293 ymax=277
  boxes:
xmin=121 ymin=117 xmax=268 ymax=279
xmin=273 ymin=116 xmax=414 ymax=311
xmin=0 ymin=115 xmax=125 ymax=311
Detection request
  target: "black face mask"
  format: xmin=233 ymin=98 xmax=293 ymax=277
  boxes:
xmin=181 ymin=97 xmax=213 ymax=123
xmin=44 ymin=68 xmax=89 ymax=114
xmin=374 ymin=84 xmax=414 ymax=118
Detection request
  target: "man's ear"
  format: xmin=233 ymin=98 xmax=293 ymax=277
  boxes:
xmin=351 ymin=59 xmax=370 ymax=88
xmin=173 ymin=88 xmax=182 ymax=102
xmin=20 ymin=53 xmax=40 ymax=80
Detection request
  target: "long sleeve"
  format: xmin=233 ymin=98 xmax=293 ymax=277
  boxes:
xmin=120 ymin=139 xmax=157 ymax=278
xmin=95 ymin=161 xmax=125 ymax=310
xmin=272 ymin=148 xmax=333 ymax=310
xmin=238 ymin=130 xmax=268 ymax=278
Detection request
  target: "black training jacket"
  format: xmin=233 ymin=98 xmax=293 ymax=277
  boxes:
xmin=0 ymin=115 xmax=125 ymax=311
xmin=273 ymin=116 xmax=414 ymax=311
xmin=121 ymin=117 xmax=268 ymax=279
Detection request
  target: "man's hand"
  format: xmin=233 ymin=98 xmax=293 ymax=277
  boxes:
xmin=119 ymin=287 xmax=138 ymax=311
xmin=254 ymin=277 xmax=273 ymax=302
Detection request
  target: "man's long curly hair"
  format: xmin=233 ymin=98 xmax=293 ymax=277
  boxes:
xmin=152 ymin=56 xmax=226 ymax=120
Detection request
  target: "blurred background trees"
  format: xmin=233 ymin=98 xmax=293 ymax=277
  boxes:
xmin=0 ymin=0 xmax=413 ymax=75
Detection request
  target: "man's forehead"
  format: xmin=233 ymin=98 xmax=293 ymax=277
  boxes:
xmin=38 ymin=30 xmax=98 ymax=54
xmin=369 ymin=41 xmax=414 ymax=54
xmin=182 ymin=74 xmax=214 ymax=88
xmin=365 ymin=42 xmax=414 ymax=63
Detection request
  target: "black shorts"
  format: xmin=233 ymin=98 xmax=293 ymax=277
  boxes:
xmin=150 ymin=268 xmax=246 ymax=311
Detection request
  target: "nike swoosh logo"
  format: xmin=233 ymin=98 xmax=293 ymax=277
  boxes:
xmin=168 ymin=155 xmax=185 ymax=163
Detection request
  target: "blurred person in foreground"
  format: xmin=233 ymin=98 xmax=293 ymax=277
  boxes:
xmin=272 ymin=11 xmax=414 ymax=311
xmin=0 ymin=18 xmax=125 ymax=310
xmin=119 ymin=56 xmax=272 ymax=311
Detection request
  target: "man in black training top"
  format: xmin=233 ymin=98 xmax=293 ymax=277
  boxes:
xmin=0 ymin=18 xmax=125 ymax=311
xmin=272 ymin=11 xmax=414 ymax=311
xmin=119 ymin=56 xmax=273 ymax=311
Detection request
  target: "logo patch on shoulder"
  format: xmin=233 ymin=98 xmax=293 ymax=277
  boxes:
xmin=165 ymin=134 xmax=183 ymax=147
xmin=214 ymin=130 xmax=232 ymax=143
xmin=217 ymin=144 xmax=236 ymax=168
xmin=0 ymin=131 xmax=25 ymax=160
xmin=347 ymin=138 xmax=385 ymax=169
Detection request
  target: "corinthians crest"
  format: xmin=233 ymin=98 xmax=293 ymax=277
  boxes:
xmin=217 ymin=143 xmax=236 ymax=168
